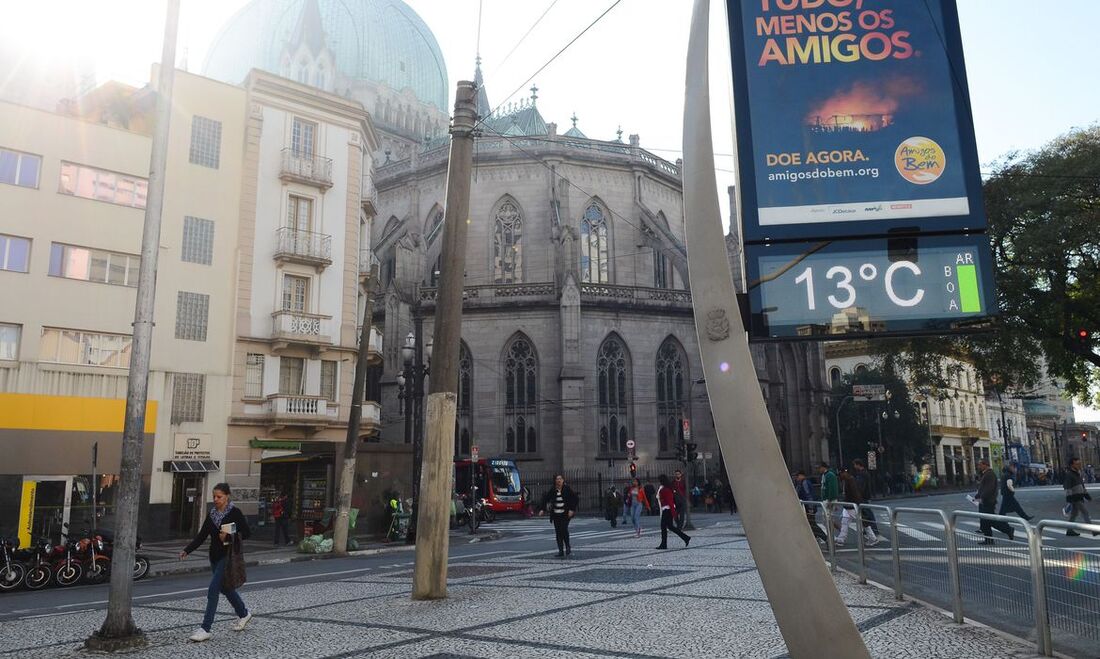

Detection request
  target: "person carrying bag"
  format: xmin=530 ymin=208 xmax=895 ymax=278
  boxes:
xmin=179 ymin=482 xmax=253 ymax=642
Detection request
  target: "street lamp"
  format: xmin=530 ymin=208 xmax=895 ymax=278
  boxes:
xmin=397 ymin=324 xmax=431 ymax=543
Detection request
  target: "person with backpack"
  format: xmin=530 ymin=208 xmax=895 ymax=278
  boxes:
xmin=271 ymin=490 xmax=291 ymax=546
xmin=794 ymin=470 xmax=827 ymax=543
xmin=1064 ymin=457 xmax=1099 ymax=537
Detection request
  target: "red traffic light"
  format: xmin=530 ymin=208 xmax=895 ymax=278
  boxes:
xmin=629 ymin=462 xmax=637 ymax=475
xmin=1079 ymin=329 xmax=1090 ymax=339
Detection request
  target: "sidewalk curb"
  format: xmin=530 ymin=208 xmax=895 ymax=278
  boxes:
xmin=149 ymin=529 xmax=501 ymax=578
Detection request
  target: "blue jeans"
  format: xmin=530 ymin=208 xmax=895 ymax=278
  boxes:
xmin=202 ymin=556 xmax=248 ymax=632
xmin=630 ymin=501 xmax=644 ymax=532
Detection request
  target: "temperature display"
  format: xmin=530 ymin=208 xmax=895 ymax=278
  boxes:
xmin=745 ymin=234 xmax=996 ymax=340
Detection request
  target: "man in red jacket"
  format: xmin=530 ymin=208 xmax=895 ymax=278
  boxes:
xmin=672 ymin=469 xmax=688 ymax=530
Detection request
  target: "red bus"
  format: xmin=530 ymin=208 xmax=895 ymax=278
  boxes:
xmin=454 ymin=458 xmax=525 ymax=514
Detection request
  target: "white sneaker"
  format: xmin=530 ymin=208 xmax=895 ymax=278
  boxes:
xmin=233 ymin=613 xmax=253 ymax=631
xmin=866 ymin=535 xmax=880 ymax=546
xmin=189 ymin=629 xmax=212 ymax=642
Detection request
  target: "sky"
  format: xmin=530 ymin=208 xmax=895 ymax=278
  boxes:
xmin=2 ymin=0 xmax=1097 ymax=419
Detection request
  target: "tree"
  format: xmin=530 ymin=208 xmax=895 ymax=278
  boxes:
xmin=877 ymin=125 xmax=1100 ymax=404
xmin=831 ymin=369 xmax=926 ymax=476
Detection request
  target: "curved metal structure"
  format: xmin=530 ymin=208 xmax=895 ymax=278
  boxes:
xmin=681 ymin=1 xmax=868 ymax=656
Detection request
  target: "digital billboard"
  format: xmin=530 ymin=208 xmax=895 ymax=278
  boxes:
xmin=744 ymin=233 xmax=995 ymax=340
xmin=727 ymin=0 xmax=987 ymax=243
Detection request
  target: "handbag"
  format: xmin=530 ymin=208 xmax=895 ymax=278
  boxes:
xmin=222 ymin=534 xmax=247 ymax=591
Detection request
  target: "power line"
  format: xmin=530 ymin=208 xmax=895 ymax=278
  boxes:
xmin=492 ymin=0 xmax=561 ymax=74
xmin=477 ymin=0 xmax=623 ymax=131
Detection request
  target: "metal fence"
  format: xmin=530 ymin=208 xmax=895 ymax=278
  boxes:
xmin=813 ymin=503 xmax=1100 ymax=657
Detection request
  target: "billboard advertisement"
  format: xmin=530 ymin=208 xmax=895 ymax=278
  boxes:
xmin=727 ymin=0 xmax=986 ymax=243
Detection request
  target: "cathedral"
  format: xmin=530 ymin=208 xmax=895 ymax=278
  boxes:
xmin=204 ymin=0 xmax=833 ymax=477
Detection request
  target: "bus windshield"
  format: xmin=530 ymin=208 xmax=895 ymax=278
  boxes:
xmin=490 ymin=463 xmax=521 ymax=495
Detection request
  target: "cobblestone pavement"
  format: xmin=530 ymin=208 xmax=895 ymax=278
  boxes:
xmin=3 ymin=521 xmax=1041 ymax=658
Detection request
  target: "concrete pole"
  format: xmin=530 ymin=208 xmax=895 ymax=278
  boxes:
xmin=682 ymin=2 xmax=868 ymax=657
xmin=88 ymin=0 xmax=179 ymax=650
xmin=411 ymin=81 xmax=477 ymax=600
xmin=334 ymin=265 xmax=378 ymax=556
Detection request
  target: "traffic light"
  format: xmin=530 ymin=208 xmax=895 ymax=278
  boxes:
xmin=629 ymin=462 xmax=637 ymax=477
xmin=677 ymin=442 xmax=688 ymax=463
xmin=687 ymin=443 xmax=699 ymax=461
xmin=1073 ymin=328 xmax=1092 ymax=350
xmin=1083 ymin=431 xmax=1090 ymax=443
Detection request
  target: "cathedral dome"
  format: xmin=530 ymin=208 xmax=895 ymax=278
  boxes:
xmin=202 ymin=0 xmax=449 ymax=110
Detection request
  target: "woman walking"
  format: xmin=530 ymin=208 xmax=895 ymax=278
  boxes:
xmin=626 ymin=478 xmax=651 ymax=537
xmin=998 ymin=464 xmax=1032 ymax=521
xmin=655 ymin=474 xmax=691 ymax=549
xmin=539 ymin=475 xmax=578 ymax=557
xmin=179 ymin=483 xmax=252 ymax=642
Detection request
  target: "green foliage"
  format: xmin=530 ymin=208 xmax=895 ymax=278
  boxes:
xmin=875 ymin=125 xmax=1100 ymax=404
xmin=831 ymin=368 xmax=928 ymax=473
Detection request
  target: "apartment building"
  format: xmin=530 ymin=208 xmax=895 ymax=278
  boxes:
xmin=0 ymin=70 xmax=247 ymax=542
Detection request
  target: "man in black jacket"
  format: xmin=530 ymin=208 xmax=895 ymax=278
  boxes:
xmin=976 ymin=460 xmax=1014 ymax=545
xmin=1064 ymin=457 xmax=1098 ymax=537
xmin=539 ymin=475 xmax=578 ymax=557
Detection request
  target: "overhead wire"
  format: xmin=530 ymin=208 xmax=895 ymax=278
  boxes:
xmin=492 ymin=0 xmax=561 ymax=74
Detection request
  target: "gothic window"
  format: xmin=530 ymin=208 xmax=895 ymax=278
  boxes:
xmin=504 ymin=336 xmax=538 ymax=454
xmin=580 ymin=201 xmax=609 ymax=283
xmin=597 ymin=335 xmax=631 ymax=454
xmin=455 ymin=342 xmax=472 ymax=457
xmin=492 ymin=197 xmax=523 ymax=284
xmin=653 ymin=250 xmax=672 ymax=289
xmin=656 ymin=337 xmax=689 ymax=454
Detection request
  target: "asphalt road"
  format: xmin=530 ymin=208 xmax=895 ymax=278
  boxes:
xmin=825 ymin=485 xmax=1100 ymax=658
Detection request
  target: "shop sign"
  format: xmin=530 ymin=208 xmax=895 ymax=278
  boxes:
xmin=173 ymin=433 xmax=213 ymax=460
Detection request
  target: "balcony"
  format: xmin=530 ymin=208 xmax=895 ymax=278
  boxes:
xmin=361 ymin=173 xmax=378 ymax=216
xmin=280 ymin=148 xmax=333 ymax=189
xmin=355 ymin=325 xmax=384 ymax=365
xmin=360 ymin=401 xmax=381 ymax=432
xmin=264 ymin=394 xmax=335 ymax=431
xmin=271 ymin=310 xmax=332 ymax=351
xmin=274 ymin=227 xmax=332 ymax=270
xmin=358 ymin=249 xmax=379 ymax=282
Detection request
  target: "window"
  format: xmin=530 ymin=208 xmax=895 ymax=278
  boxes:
xmin=188 ymin=116 xmax=222 ymax=169
xmin=182 ymin=216 xmax=214 ymax=265
xmin=656 ymin=338 xmax=688 ymax=454
xmin=829 ymin=367 xmax=842 ymax=386
xmin=171 ymin=373 xmax=205 ymax=423
xmin=597 ymin=335 xmax=631 ymax=454
xmin=492 ymin=198 xmax=523 ymax=284
xmin=279 ymin=357 xmax=305 ymax=395
xmin=175 ymin=292 xmax=210 ymax=341
xmin=287 ymin=195 xmax=313 ymax=232
xmin=282 ymin=275 xmax=310 ymax=312
xmin=0 ymin=323 xmax=20 ymax=360
xmin=245 ymin=353 xmax=265 ymax=398
xmin=292 ymin=118 xmax=316 ymax=158
xmin=321 ymin=360 xmax=337 ymax=402
xmin=504 ymin=336 xmax=538 ymax=454
xmin=580 ymin=201 xmax=609 ymax=283
xmin=0 ymin=148 xmax=41 ymax=188
xmin=0 ymin=234 xmax=30 ymax=273
xmin=59 ymin=162 xmax=147 ymax=208
xmin=39 ymin=327 xmax=132 ymax=368
xmin=653 ymin=251 xmax=672 ymax=289
xmin=455 ymin=342 xmax=472 ymax=456
xmin=48 ymin=243 xmax=139 ymax=287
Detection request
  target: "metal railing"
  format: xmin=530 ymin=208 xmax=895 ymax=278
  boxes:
xmin=809 ymin=502 xmax=1100 ymax=657
xmin=280 ymin=148 xmax=333 ymax=187
xmin=275 ymin=227 xmax=332 ymax=263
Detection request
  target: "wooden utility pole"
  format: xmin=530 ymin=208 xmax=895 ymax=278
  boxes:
xmin=87 ymin=0 xmax=179 ymax=650
xmin=411 ymin=80 xmax=477 ymax=600
xmin=334 ymin=264 xmax=378 ymax=555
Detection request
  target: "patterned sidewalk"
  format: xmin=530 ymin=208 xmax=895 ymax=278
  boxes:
xmin=2 ymin=522 xmax=1040 ymax=658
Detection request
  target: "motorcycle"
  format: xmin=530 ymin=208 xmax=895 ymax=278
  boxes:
xmin=0 ymin=537 xmax=25 ymax=592
xmin=73 ymin=529 xmax=111 ymax=585
xmin=17 ymin=536 xmax=55 ymax=590
xmin=95 ymin=528 xmax=150 ymax=581
xmin=53 ymin=526 xmax=83 ymax=587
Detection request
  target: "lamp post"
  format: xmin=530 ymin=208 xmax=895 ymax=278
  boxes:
xmin=397 ymin=321 xmax=431 ymax=544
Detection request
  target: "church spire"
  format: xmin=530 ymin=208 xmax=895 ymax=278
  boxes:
xmin=474 ymin=55 xmax=491 ymax=118
xmin=290 ymin=0 xmax=327 ymax=56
